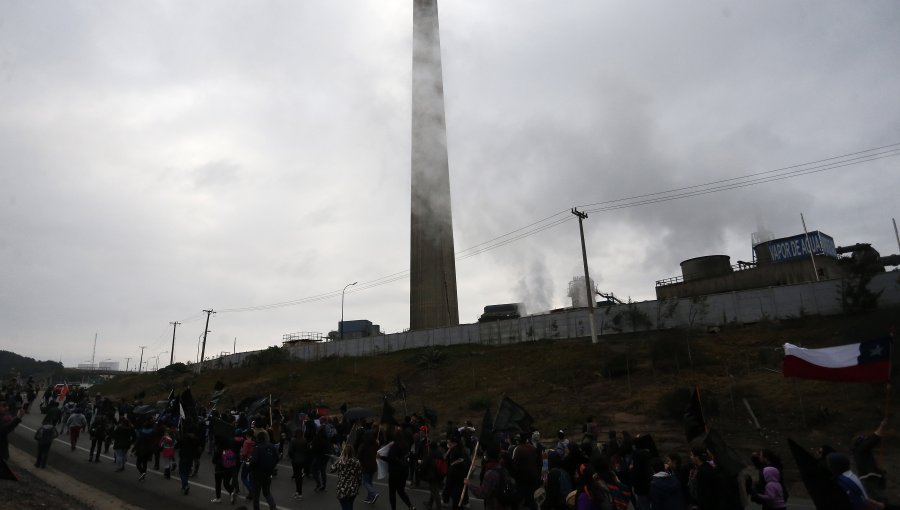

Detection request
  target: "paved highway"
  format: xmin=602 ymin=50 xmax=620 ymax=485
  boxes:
xmin=8 ymin=410 xmax=818 ymax=509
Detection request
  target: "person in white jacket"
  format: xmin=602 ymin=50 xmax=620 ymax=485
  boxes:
xmin=65 ymin=408 xmax=88 ymax=451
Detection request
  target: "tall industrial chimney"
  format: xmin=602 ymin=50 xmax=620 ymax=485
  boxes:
xmin=410 ymin=0 xmax=459 ymax=329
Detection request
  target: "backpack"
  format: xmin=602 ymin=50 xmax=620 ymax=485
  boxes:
xmin=435 ymin=457 xmax=448 ymax=477
xmin=601 ymin=480 xmax=634 ymax=510
xmin=492 ymin=467 xmax=520 ymax=507
xmin=252 ymin=442 xmax=279 ymax=474
xmin=222 ymin=448 xmax=238 ymax=469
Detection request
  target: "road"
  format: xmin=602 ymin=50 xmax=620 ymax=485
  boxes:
xmin=9 ymin=410 xmax=818 ymax=509
xmin=9 ymin=410 xmax=447 ymax=510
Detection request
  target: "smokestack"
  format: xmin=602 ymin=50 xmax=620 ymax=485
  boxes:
xmin=410 ymin=0 xmax=459 ymax=329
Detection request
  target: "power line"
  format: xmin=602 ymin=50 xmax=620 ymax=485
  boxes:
xmin=215 ymin=142 xmax=900 ymax=314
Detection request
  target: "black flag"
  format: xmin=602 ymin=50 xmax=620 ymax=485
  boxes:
xmin=493 ymin=396 xmax=533 ymax=434
xmin=395 ymin=376 xmax=407 ymax=401
xmin=180 ymin=388 xmax=196 ymax=418
xmin=788 ymin=438 xmax=852 ymax=510
xmin=701 ymin=427 xmax=745 ymax=478
xmin=478 ymin=407 xmax=496 ymax=450
xmin=634 ymin=434 xmax=659 ymax=459
xmin=684 ymin=386 xmax=706 ymax=443
xmin=247 ymin=396 xmax=270 ymax=417
xmin=380 ymin=398 xmax=398 ymax=426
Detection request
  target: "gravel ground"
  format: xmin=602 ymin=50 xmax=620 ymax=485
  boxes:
xmin=0 ymin=461 xmax=95 ymax=510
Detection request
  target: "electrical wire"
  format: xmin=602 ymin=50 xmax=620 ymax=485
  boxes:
xmin=215 ymin=142 xmax=900 ymax=314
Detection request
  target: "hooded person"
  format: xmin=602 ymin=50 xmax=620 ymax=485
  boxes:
xmin=749 ymin=466 xmax=786 ymax=510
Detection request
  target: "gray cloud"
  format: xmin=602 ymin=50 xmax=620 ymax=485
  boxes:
xmin=1 ymin=1 xmax=898 ymax=365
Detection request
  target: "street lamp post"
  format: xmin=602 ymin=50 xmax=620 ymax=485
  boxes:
xmin=340 ymin=281 xmax=358 ymax=340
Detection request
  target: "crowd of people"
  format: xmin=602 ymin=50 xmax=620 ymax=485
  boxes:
xmin=0 ymin=377 xmax=896 ymax=510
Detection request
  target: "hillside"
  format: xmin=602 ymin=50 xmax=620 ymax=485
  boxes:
xmin=87 ymin=306 xmax=899 ymax=497
xmin=0 ymin=350 xmax=63 ymax=381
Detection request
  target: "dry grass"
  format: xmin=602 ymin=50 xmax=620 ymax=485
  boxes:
xmin=93 ymin=307 xmax=899 ymax=496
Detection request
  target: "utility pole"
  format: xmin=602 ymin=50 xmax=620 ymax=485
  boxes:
xmin=137 ymin=346 xmax=146 ymax=373
xmin=124 ymin=357 xmax=132 ymax=372
xmin=198 ymin=309 xmax=215 ymax=373
xmin=893 ymin=218 xmax=899 ymax=253
xmin=800 ymin=213 xmax=819 ymax=281
xmin=169 ymin=321 xmax=181 ymax=366
xmin=572 ymin=208 xmax=598 ymax=344
xmin=91 ymin=332 xmax=97 ymax=371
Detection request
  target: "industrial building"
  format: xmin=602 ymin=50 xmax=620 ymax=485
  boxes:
xmin=655 ymin=230 xmax=900 ymax=300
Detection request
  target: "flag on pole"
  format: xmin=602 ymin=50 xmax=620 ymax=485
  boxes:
xmin=380 ymin=398 xmax=398 ymax=426
xmin=478 ymin=407 xmax=496 ymax=450
xmin=684 ymin=386 xmax=707 ymax=442
xmin=56 ymin=382 xmax=69 ymax=404
xmin=701 ymin=427 xmax=745 ymax=478
xmin=787 ymin=438 xmax=852 ymax=510
xmin=783 ymin=337 xmax=891 ymax=383
xmin=395 ymin=376 xmax=407 ymax=401
xmin=492 ymin=396 xmax=532 ymax=434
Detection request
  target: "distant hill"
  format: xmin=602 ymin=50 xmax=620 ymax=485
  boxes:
xmin=0 ymin=350 xmax=64 ymax=381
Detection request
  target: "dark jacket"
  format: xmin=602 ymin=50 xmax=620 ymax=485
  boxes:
xmin=111 ymin=423 xmax=136 ymax=450
xmin=691 ymin=461 xmax=720 ymax=510
xmin=650 ymin=471 xmax=686 ymax=510
xmin=1 ymin=414 xmax=22 ymax=460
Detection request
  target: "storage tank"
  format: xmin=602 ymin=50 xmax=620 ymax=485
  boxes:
xmin=680 ymin=255 xmax=733 ymax=282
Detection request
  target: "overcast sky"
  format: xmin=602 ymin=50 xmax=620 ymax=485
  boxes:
xmin=2 ymin=1 xmax=898 ymax=368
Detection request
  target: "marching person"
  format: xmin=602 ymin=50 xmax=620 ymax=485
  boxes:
xmin=331 ymin=443 xmax=363 ymax=510
xmin=65 ymin=407 xmax=88 ymax=451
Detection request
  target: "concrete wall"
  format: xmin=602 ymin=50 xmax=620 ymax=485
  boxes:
xmin=202 ymin=272 xmax=900 ymax=369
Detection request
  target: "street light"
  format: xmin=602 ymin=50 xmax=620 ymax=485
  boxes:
xmin=340 ymin=281 xmax=357 ymax=340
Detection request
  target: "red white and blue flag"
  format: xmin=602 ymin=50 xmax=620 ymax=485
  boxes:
xmin=783 ymin=337 xmax=892 ymax=383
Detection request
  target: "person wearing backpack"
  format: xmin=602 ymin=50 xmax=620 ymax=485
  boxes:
xmin=133 ymin=419 xmax=156 ymax=481
xmin=419 ymin=440 xmax=447 ymax=510
xmin=249 ymin=431 xmax=279 ymax=510
xmin=34 ymin=421 xmax=59 ymax=468
xmin=87 ymin=413 xmax=108 ymax=463
xmin=466 ymin=448 xmax=518 ymax=510
xmin=211 ymin=436 xmax=239 ymax=503
xmin=159 ymin=427 xmax=176 ymax=479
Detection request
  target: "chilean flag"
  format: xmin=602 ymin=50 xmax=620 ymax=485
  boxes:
xmin=783 ymin=337 xmax=892 ymax=383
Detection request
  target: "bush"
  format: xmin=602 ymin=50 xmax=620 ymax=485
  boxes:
xmin=417 ymin=347 xmax=447 ymax=370
xmin=242 ymin=346 xmax=289 ymax=367
xmin=157 ymin=362 xmax=191 ymax=377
